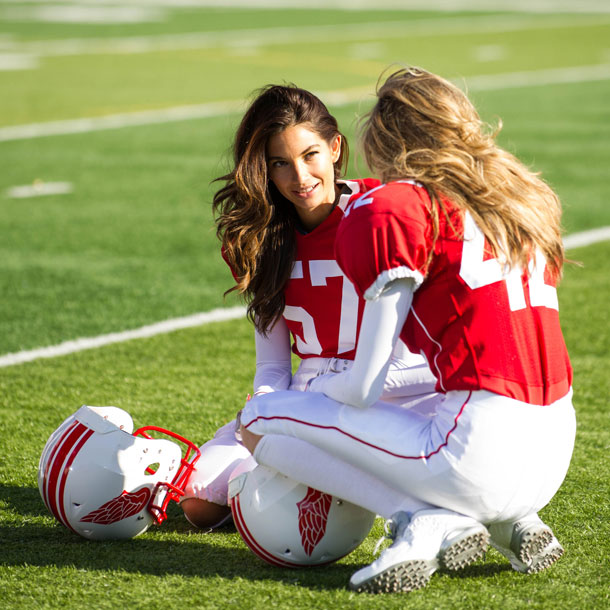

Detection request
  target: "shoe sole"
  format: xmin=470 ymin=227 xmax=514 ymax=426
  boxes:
xmin=527 ymin=543 xmax=564 ymax=574
xmin=517 ymin=527 xmax=564 ymax=574
xmin=517 ymin=526 xmax=552 ymax=561
xmin=440 ymin=527 xmax=490 ymax=571
xmin=490 ymin=525 xmax=564 ymax=574
xmin=350 ymin=528 xmax=489 ymax=594
xmin=349 ymin=558 xmax=436 ymax=594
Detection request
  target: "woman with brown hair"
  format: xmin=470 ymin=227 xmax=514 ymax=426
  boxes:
xmin=239 ymin=68 xmax=576 ymax=593
xmin=181 ymin=83 xmax=435 ymax=531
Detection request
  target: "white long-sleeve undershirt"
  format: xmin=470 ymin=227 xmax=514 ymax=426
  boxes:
xmin=308 ymin=279 xmax=415 ymax=408
xmin=252 ymin=317 xmax=292 ymax=395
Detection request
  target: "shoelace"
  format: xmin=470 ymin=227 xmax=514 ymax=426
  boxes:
xmin=372 ymin=516 xmax=401 ymax=555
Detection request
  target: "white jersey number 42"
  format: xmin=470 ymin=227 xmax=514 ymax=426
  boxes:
xmin=459 ymin=212 xmax=558 ymax=311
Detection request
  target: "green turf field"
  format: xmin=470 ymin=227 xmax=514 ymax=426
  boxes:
xmin=1 ymin=3 xmax=609 ymax=608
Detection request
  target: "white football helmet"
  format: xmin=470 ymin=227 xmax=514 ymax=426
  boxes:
xmin=38 ymin=405 xmax=200 ymax=540
xmin=228 ymin=465 xmax=376 ymax=567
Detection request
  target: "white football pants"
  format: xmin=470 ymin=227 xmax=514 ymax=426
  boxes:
xmin=183 ymin=356 xmax=436 ymax=506
xmin=240 ymin=388 xmax=576 ymax=523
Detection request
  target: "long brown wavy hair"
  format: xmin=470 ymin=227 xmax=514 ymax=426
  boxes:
xmin=360 ymin=67 xmax=565 ymax=278
xmin=213 ymin=85 xmax=348 ymax=333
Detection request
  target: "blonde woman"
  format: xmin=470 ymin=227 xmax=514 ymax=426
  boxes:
xmin=239 ymin=68 xmax=576 ymax=593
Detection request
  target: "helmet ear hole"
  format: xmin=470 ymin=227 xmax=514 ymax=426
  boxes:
xmin=38 ymin=405 xmax=201 ymax=540
xmin=145 ymin=462 xmax=160 ymax=475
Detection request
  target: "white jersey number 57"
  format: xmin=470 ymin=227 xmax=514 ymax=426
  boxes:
xmin=284 ymin=260 xmax=359 ymax=354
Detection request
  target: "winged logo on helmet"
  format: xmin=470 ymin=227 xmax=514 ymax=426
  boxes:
xmin=296 ymin=487 xmax=333 ymax=556
xmin=80 ymin=487 xmax=151 ymax=524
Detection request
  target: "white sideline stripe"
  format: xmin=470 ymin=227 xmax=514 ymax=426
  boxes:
xmin=0 ymin=227 xmax=608 ymax=369
xmin=0 ymin=305 xmax=247 ymax=368
xmin=2 ymin=64 xmax=610 ymax=142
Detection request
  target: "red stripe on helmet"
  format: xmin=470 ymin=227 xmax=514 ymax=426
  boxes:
xmin=56 ymin=428 xmax=94 ymax=531
xmin=44 ymin=422 xmax=91 ymax=529
xmin=41 ymin=420 xmax=79 ymax=509
xmin=230 ymin=494 xmax=297 ymax=569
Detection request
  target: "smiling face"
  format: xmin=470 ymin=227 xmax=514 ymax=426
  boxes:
xmin=267 ymin=124 xmax=342 ymax=231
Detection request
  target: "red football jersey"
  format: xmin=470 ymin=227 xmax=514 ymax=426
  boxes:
xmin=222 ymin=179 xmax=381 ymax=360
xmin=336 ymin=180 xmax=572 ymax=405
xmin=283 ymin=178 xmax=380 ymax=359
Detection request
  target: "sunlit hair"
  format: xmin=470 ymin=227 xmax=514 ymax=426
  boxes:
xmin=213 ymin=84 xmax=348 ymax=333
xmin=360 ymin=67 xmax=564 ymax=277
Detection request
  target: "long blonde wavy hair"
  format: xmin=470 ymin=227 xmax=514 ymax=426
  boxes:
xmin=213 ymin=85 xmax=348 ymax=333
xmin=360 ymin=67 xmax=565 ymax=278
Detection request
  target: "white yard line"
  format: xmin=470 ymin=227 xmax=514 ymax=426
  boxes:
xmin=0 ymin=306 xmax=247 ymax=368
xmin=0 ymin=228 xmax=608 ymax=369
xmin=0 ymin=5 xmax=166 ymax=25
xmin=0 ymin=52 xmax=39 ymax=70
xmin=1 ymin=64 xmax=610 ymax=142
xmin=463 ymin=64 xmax=610 ymax=90
xmin=5 ymin=14 xmax=609 ymax=57
xmin=2 ymin=0 xmax=610 ymax=13
xmin=6 ymin=181 xmax=73 ymax=198
xmin=563 ymin=226 xmax=610 ymax=250
xmin=0 ymin=99 xmax=246 ymax=142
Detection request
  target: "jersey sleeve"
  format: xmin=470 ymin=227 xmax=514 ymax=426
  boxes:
xmin=336 ymin=183 xmax=433 ymax=300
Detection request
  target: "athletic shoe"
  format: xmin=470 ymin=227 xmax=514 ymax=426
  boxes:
xmin=349 ymin=509 xmax=489 ymax=594
xmin=487 ymin=513 xmax=564 ymax=574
